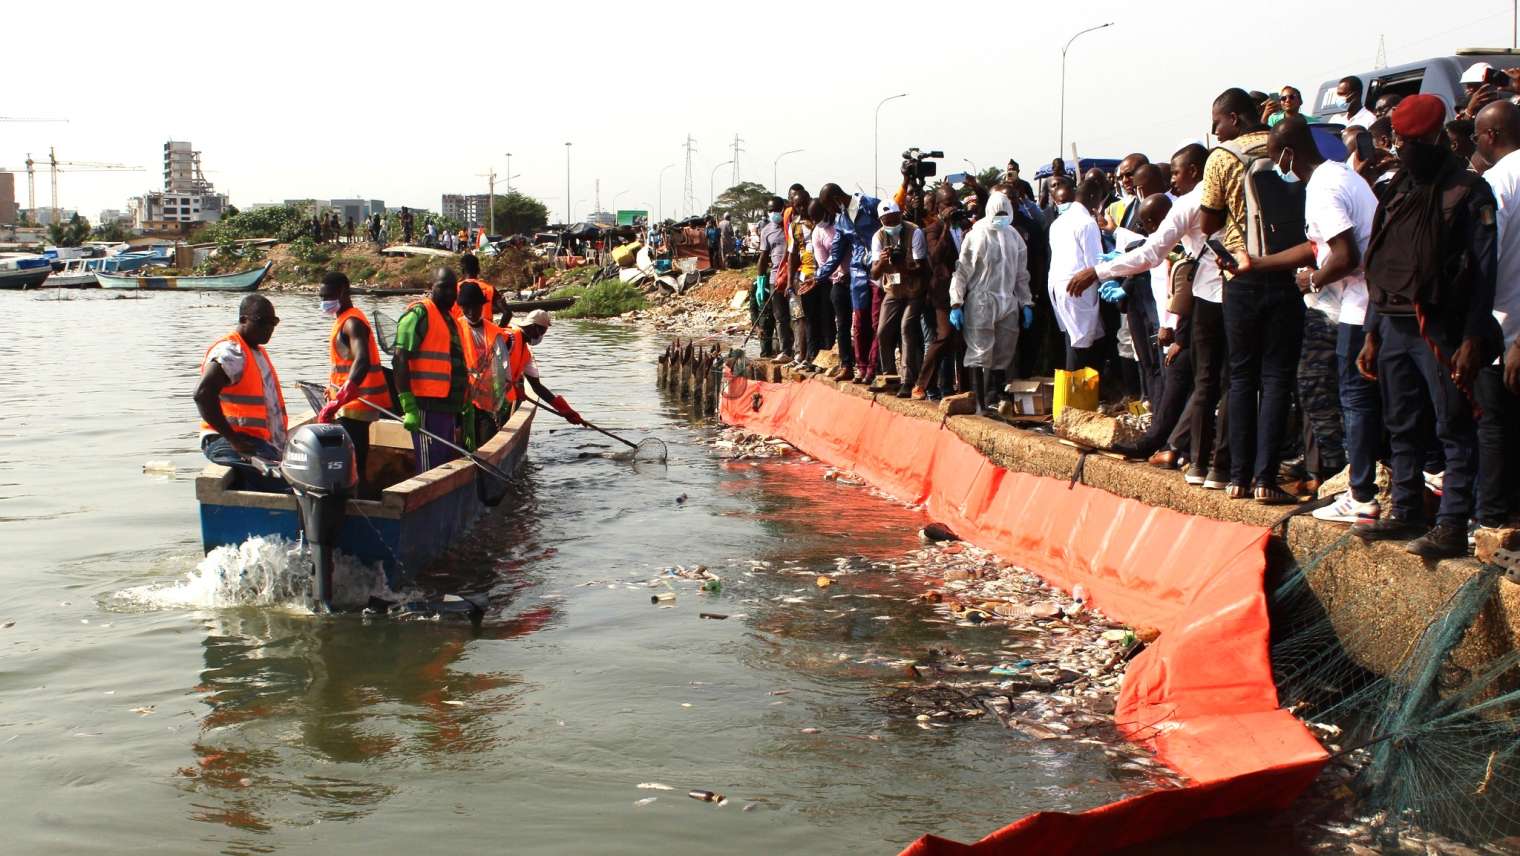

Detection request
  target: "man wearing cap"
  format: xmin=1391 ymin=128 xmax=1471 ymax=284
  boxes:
xmin=870 ymin=198 xmax=927 ymax=390
xmin=1356 ymin=93 xmax=1501 ymax=558
xmin=1459 ymin=62 xmax=1510 ymax=119
xmin=508 ymin=309 xmax=583 ymax=426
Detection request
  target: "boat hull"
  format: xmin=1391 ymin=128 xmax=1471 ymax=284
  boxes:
xmin=196 ymin=405 xmax=533 ymax=589
xmin=0 ymin=268 xmax=52 ymax=289
xmin=98 ymin=261 xmax=271 ymax=291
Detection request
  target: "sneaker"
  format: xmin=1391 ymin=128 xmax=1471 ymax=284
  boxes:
xmin=909 ymin=387 xmax=928 ymax=401
xmin=1184 ymin=465 xmax=1208 ymax=486
xmin=895 ymin=387 xmax=912 ymax=399
xmin=1406 ymin=523 xmax=1470 ymax=559
xmin=1312 ymin=492 xmax=1381 ymax=525
xmin=1352 ymin=516 xmax=1425 ymax=542
xmin=1203 ymin=469 xmax=1230 ymax=490
xmin=926 ymin=389 xmax=943 ymax=402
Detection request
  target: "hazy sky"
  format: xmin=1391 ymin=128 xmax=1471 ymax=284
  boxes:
xmin=4 ymin=0 xmax=1513 ymax=224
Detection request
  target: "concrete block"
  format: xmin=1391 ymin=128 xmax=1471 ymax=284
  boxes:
xmin=941 ymin=392 xmax=977 ymax=416
xmin=812 ymin=348 xmax=842 ymax=370
xmin=1476 ymin=527 xmax=1520 ymax=564
xmin=1054 ymin=407 xmax=1143 ymax=449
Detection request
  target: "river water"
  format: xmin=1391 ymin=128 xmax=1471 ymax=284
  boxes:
xmin=2 ymin=290 xmax=1166 ymax=854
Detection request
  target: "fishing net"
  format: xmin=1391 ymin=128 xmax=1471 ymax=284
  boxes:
xmin=607 ymin=437 xmax=668 ymax=464
xmin=373 ymin=309 xmax=398 ymax=355
xmin=1268 ymin=532 xmax=1520 ymax=849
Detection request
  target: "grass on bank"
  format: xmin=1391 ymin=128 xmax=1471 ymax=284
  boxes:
xmin=552 ymin=276 xmax=647 ymax=318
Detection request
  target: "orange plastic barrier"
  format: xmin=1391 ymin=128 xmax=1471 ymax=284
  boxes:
xmin=721 ymin=377 xmax=1328 ymax=855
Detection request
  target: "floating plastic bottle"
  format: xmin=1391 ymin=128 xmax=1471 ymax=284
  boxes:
xmin=142 ymin=460 xmax=175 ymax=478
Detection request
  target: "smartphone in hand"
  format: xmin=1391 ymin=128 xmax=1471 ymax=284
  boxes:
xmin=1205 ymin=237 xmax=1239 ymax=272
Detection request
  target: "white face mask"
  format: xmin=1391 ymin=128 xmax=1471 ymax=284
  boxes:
xmin=1057 ymin=202 xmax=1073 ymax=214
xmin=1273 ymin=151 xmax=1300 ymax=184
xmin=991 ymin=214 xmax=1012 ymax=228
xmin=320 ymin=299 xmax=342 ymax=316
xmin=1325 ymin=95 xmax=1348 ymax=113
xmin=882 ymin=223 xmax=902 ymax=238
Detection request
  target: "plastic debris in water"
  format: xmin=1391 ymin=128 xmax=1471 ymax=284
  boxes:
xmin=637 ymin=783 xmax=675 ymax=790
xmin=651 ymin=592 xmax=676 ymax=604
xmin=698 ymin=612 xmax=728 ymax=620
xmin=688 ymin=789 xmax=726 ymax=805
xmin=634 ymin=797 xmax=658 ymax=807
xmin=701 ymin=579 xmax=722 ymax=593
xmin=800 ymin=727 xmax=820 ymax=734
xmin=816 ymin=576 xmax=833 ymax=588
xmin=142 ymin=460 xmax=175 ymax=478
xmin=920 ymin=522 xmax=960 ymax=542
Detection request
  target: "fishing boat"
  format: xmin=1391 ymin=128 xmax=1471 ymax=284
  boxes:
xmin=97 ymin=261 xmax=272 ymax=291
xmin=197 ymin=405 xmax=533 ymax=592
xmin=0 ymin=253 xmax=53 ymax=289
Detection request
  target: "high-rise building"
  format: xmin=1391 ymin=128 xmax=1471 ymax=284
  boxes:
xmin=441 ymin=193 xmax=491 ymax=227
xmin=129 ymin=140 xmax=229 ymax=233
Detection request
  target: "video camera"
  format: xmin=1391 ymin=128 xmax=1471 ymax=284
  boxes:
xmin=901 ymin=148 xmax=944 ymax=186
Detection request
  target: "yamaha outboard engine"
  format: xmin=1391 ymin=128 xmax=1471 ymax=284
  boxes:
xmin=280 ymin=424 xmax=357 ymax=611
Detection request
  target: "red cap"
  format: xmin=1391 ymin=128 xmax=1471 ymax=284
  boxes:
xmin=1391 ymin=94 xmax=1446 ymax=138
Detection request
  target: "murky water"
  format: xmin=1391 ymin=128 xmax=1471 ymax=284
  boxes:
xmin=1 ymin=290 xmax=1156 ymax=854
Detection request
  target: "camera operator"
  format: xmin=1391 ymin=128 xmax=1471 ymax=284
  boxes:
xmin=871 ymin=199 xmax=928 ymax=392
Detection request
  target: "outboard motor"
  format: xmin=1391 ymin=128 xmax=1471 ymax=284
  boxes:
xmin=280 ymin=424 xmax=357 ymax=611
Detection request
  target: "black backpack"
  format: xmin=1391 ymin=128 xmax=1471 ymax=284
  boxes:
xmin=1218 ymin=139 xmax=1308 ymax=257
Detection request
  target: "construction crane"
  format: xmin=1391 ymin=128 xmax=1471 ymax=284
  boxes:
xmin=2 ymin=148 xmax=143 ymax=223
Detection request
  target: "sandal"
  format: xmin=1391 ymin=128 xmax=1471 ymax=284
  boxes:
xmin=1225 ymin=484 xmax=1251 ymax=500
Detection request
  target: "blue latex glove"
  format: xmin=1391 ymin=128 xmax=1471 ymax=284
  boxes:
xmin=1098 ymin=280 xmax=1126 ymax=303
xmin=1021 ymin=305 xmax=1034 ymax=329
xmin=754 ymin=274 xmax=768 ymax=304
xmin=1099 ymin=249 xmax=1123 ymax=263
xmin=949 ymin=307 xmax=964 ymax=330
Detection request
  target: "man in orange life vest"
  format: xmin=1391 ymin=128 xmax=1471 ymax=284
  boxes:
xmin=455 ymin=281 xmax=510 ymax=445
xmin=449 ymin=252 xmax=508 ymax=325
xmin=314 ymin=271 xmax=393 ymax=488
xmin=507 ymin=309 xmax=582 ymax=423
xmin=194 ymin=294 xmax=288 ymax=492
xmin=393 ymin=267 xmax=471 ymax=473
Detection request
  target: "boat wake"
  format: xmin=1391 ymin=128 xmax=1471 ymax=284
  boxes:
xmin=114 ymin=536 xmax=397 ymax=612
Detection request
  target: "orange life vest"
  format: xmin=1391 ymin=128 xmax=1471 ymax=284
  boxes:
xmin=504 ymin=326 xmax=532 ymax=404
xmin=401 ymin=299 xmax=456 ymax=399
xmin=328 ymin=306 xmax=394 ymax=418
xmin=448 ymin=277 xmax=496 ymax=324
xmin=456 ymin=314 xmax=507 ymax=413
xmin=199 ymin=331 xmax=287 ymax=443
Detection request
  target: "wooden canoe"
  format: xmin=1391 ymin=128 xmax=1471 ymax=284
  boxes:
xmin=98 ymin=262 xmax=272 ymax=291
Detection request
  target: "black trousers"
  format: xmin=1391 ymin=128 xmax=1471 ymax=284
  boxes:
xmin=831 ymin=282 xmax=854 ymax=369
xmin=759 ymin=287 xmax=794 ymax=357
xmin=1189 ymin=298 xmax=1231 ymax=475
xmin=1476 ymin=362 xmax=1520 ymax=525
xmin=337 ymin=417 xmax=372 ymax=484
xmin=1125 ymin=280 xmax=1162 ymax=405
xmin=1138 ymin=318 xmax=1194 ymax=455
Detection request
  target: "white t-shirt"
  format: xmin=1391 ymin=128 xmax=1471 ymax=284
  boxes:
xmin=1304 ymin=159 xmax=1377 ymax=325
xmin=1330 ymin=107 xmax=1377 ymax=129
xmin=1485 ymin=148 xmax=1520 ymax=354
xmin=203 ymin=338 xmax=287 ymax=450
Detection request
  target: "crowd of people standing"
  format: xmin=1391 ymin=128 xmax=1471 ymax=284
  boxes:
xmin=746 ymin=76 xmax=1520 ymax=560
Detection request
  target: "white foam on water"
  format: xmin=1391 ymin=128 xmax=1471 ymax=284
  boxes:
xmin=115 ymin=536 xmax=397 ymax=612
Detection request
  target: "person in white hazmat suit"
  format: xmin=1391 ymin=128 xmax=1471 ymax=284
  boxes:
xmin=949 ymin=189 xmax=1033 ymax=413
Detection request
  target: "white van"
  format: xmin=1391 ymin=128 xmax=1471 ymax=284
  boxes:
xmin=1311 ymin=49 xmax=1520 ymax=120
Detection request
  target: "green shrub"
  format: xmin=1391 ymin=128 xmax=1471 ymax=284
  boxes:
xmin=555 ymin=278 xmax=646 ymax=318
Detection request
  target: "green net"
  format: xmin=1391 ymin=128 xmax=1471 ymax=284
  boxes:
xmin=1268 ymin=532 xmax=1520 ymax=849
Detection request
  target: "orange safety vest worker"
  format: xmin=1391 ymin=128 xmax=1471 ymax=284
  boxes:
xmin=449 ymin=277 xmax=496 ymax=324
xmin=199 ymin=331 xmax=288 ymax=443
xmin=503 ymin=326 xmax=532 ymax=405
xmin=400 ymin=299 xmax=456 ymax=399
xmin=456 ymin=313 xmax=507 ymax=413
xmin=328 ymin=306 xmax=394 ymax=418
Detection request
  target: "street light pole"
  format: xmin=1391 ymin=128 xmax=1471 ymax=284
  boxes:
xmin=874 ymin=92 xmax=907 ymax=197
xmin=505 ymin=152 xmax=512 ymax=192
xmin=658 ymin=163 xmax=675 ymax=223
xmin=611 ymin=189 xmax=630 ymax=222
xmin=962 ymin=158 xmax=978 ymax=178
xmin=564 ymin=142 xmax=572 ymax=224
xmin=1059 ymin=23 xmax=1113 ymax=161
xmin=773 ymin=148 xmax=804 ymax=194
xmin=709 ymin=160 xmax=733 ymax=215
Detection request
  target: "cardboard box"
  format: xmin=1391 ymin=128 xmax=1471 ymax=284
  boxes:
xmin=1006 ymin=377 xmax=1054 ymax=416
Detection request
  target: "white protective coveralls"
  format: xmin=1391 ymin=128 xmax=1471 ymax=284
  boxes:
xmin=949 ymin=191 xmax=1032 ymax=370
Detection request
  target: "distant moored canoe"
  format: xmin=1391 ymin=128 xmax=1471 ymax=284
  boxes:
xmin=96 ymin=261 xmax=272 ymax=292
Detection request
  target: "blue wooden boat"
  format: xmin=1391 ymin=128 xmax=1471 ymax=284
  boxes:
xmin=98 ymin=261 xmax=272 ymax=291
xmin=196 ymin=406 xmax=533 ymax=589
xmin=0 ymin=253 xmax=53 ymax=289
